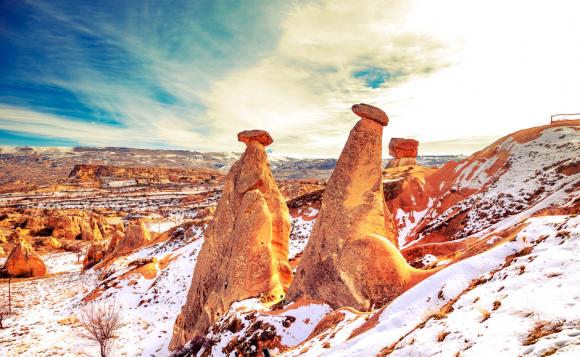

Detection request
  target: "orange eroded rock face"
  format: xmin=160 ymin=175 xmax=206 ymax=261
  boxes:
xmin=4 ymin=239 xmax=47 ymax=277
xmin=83 ymin=239 xmax=107 ymax=270
xmin=385 ymin=157 xmax=418 ymax=168
xmin=237 ymin=129 xmax=274 ymax=146
xmin=170 ymin=130 xmax=292 ymax=350
xmin=286 ymin=104 xmax=433 ymax=311
xmin=388 ymin=138 xmax=419 ymax=158
xmin=351 ymin=103 xmax=389 ymax=125
xmin=112 ymin=221 xmax=152 ymax=257
xmin=105 ymin=229 xmax=124 ymax=257
xmin=386 ymin=138 xmax=419 ymax=168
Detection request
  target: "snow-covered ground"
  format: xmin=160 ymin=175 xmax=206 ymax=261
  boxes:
xmin=289 ymin=207 xmax=318 ymax=259
xmin=293 ymin=215 xmax=580 ymax=356
xmin=0 ymin=225 xmax=204 ymax=356
xmin=0 ymin=254 xmax=99 ymax=356
xmin=200 ymin=299 xmax=334 ymax=356
xmin=184 ymin=215 xmax=578 ymax=356
xmin=413 ymin=125 xmax=579 ymax=243
xmin=0 ymin=124 xmax=577 ymax=356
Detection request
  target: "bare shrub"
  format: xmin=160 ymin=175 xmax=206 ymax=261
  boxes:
xmin=77 ymin=302 xmax=124 ymax=357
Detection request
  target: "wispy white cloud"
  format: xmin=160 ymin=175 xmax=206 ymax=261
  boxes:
xmin=1 ymin=0 xmax=579 ymax=157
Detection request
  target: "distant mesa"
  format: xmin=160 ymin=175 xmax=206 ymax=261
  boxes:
xmin=351 ymin=103 xmax=389 ymax=125
xmin=237 ymin=129 xmax=274 ymax=146
xmin=170 ymin=129 xmax=291 ymax=349
xmin=386 ymin=138 xmax=419 ymax=168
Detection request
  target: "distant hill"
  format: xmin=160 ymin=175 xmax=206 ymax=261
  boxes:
xmin=0 ymin=146 xmax=464 ymax=190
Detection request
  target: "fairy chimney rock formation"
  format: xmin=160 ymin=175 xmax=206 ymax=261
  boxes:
xmin=83 ymin=239 xmax=107 ymax=270
xmin=387 ymin=138 xmax=419 ymax=168
xmin=287 ymin=103 xmax=435 ymax=311
xmin=4 ymin=239 xmax=47 ymax=277
xmin=112 ymin=221 xmax=152 ymax=257
xmin=106 ymin=229 xmax=124 ymax=257
xmin=170 ymin=130 xmax=292 ymax=350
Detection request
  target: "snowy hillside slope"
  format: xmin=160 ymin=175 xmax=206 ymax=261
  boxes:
xmin=1 ymin=122 xmax=577 ymax=357
xmin=0 ymin=224 xmax=205 ymax=356
xmin=183 ymin=215 xmax=578 ymax=356
xmin=320 ymin=215 xmax=580 ymax=357
xmin=395 ymin=122 xmax=579 ymax=247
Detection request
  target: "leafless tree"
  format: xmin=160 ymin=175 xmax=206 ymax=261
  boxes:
xmin=77 ymin=302 xmax=124 ymax=357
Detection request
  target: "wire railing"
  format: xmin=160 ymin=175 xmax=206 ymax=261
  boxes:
xmin=551 ymin=113 xmax=580 ymax=122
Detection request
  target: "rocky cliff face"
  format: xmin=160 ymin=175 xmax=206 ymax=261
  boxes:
xmin=169 ymin=130 xmax=292 ymax=350
xmin=390 ymin=120 xmax=580 ymax=248
xmin=68 ymin=164 xmax=221 ymax=185
xmin=287 ymin=104 xmax=435 ymax=311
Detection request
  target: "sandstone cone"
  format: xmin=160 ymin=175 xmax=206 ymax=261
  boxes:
xmin=106 ymin=229 xmax=124 ymax=257
xmin=112 ymin=221 xmax=151 ymax=257
xmin=170 ymin=130 xmax=292 ymax=350
xmin=25 ymin=216 xmax=45 ymax=233
xmin=53 ymin=215 xmax=82 ymax=240
xmin=80 ymin=221 xmax=94 ymax=241
xmin=4 ymin=239 xmax=47 ymax=277
xmin=83 ymin=239 xmax=107 ymax=270
xmin=44 ymin=237 xmax=62 ymax=249
xmin=386 ymin=138 xmax=419 ymax=168
xmin=286 ymin=104 xmax=435 ymax=311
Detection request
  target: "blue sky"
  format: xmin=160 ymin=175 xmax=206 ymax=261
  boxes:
xmin=0 ymin=0 xmax=289 ymax=148
xmin=1 ymin=0 xmax=579 ymax=157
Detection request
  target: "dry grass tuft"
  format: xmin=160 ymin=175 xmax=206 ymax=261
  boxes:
xmin=522 ymin=320 xmax=564 ymax=346
xmin=475 ymin=304 xmax=491 ymax=323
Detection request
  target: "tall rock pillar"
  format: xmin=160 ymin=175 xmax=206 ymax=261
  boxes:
xmin=170 ymin=130 xmax=292 ymax=350
xmin=287 ymin=104 xmax=433 ymax=311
